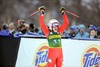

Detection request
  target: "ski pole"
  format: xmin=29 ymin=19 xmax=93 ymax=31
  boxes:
xmin=24 ymin=10 xmax=39 ymax=20
xmin=17 ymin=10 xmax=39 ymax=24
xmin=30 ymin=10 xmax=39 ymax=16
xmin=66 ymin=10 xmax=79 ymax=18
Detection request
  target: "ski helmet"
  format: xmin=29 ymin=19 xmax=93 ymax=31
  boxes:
xmin=48 ymin=19 xmax=59 ymax=30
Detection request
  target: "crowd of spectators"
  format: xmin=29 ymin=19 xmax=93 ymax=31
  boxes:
xmin=0 ymin=20 xmax=44 ymax=38
xmin=0 ymin=20 xmax=100 ymax=39
xmin=63 ymin=24 xmax=100 ymax=39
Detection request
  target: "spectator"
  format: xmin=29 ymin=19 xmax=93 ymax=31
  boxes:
xmin=8 ymin=22 xmax=16 ymax=36
xmin=0 ymin=23 xmax=10 ymax=36
xmin=97 ymin=27 xmax=100 ymax=38
xmin=87 ymin=25 xmax=91 ymax=33
xmin=2 ymin=23 xmax=8 ymax=30
xmin=87 ymin=24 xmax=95 ymax=33
xmin=75 ymin=24 xmax=89 ymax=39
xmin=89 ymin=25 xmax=98 ymax=39
xmin=65 ymin=25 xmax=76 ymax=38
xmin=14 ymin=23 xmax=40 ymax=37
xmin=17 ymin=19 xmax=25 ymax=27
xmin=14 ymin=24 xmax=27 ymax=37
xmin=24 ymin=23 xmax=30 ymax=32
xmin=29 ymin=23 xmax=39 ymax=33
xmin=76 ymin=25 xmax=79 ymax=34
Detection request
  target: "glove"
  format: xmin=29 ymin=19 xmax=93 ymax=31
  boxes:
xmin=60 ymin=7 xmax=65 ymax=14
xmin=38 ymin=6 xmax=45 ymax=14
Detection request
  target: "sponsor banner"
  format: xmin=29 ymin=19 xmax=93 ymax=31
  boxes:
xmin=62 ymin=39 xmax=100 ymax=67
xmin=15 ymin=38 xmax=100 ymax=67
xmin=15 ymin=38 xmax=48 ymax=67
xmin=81 ymin=45 xmax=100 ymax=67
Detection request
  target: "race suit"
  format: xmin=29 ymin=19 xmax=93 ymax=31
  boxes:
xmin=39 ymin=13 xmax=69 ymax=67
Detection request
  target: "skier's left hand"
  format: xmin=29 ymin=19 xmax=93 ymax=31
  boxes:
xmin=60 ymin=7 xmax=65 ymax=14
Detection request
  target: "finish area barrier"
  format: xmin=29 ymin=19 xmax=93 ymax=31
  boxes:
xmin=0 ymin=36 xmax=100 ymax=67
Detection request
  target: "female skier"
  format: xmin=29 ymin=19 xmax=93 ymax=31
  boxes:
xmin=38 ymin=6 xmax=69 ymax=67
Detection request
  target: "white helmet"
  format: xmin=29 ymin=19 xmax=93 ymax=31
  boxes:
xmin=48 ymin=19 xmax=59 ymax=30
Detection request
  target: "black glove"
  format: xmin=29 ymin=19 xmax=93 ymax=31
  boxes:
xmin=38 ymin=6 xmax=45 ymax=14
xmin=60 ymin=7 xmax=65 ymax=14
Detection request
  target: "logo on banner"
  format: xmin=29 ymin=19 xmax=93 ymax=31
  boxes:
xmin=81 ymin=45 xmax=100 ymax=67
xmin=33 ymin=43 xmax=49 ymax=67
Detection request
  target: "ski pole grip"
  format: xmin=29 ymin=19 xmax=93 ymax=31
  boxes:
xmin=60 ymin=6 xmax=65 ymax=14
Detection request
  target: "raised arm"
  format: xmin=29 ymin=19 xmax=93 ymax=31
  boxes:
xmin=58 ymin=7 xmax=69 ymax=34
xmin=39 ymin=7 xmax=49 ymax=37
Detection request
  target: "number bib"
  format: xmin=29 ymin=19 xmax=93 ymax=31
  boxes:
xmin=47 ymin=32 xmax=62 ymax=48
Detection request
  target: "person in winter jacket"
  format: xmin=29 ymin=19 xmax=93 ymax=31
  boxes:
xmin=75 ymin=24 xmax=89 ymax=39
xmin=0 ymin=24 xmax=10 ymax=36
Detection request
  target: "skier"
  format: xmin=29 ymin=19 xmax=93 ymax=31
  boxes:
xmin=38 ymin=6 xmax=69 ymax=67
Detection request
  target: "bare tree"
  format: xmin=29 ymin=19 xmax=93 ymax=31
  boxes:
xmin=0 ymin=0 xmax=100 ymax=27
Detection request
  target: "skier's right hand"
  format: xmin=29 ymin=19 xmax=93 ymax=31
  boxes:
xmin=38 ymin=6 xmax=45 ymax=14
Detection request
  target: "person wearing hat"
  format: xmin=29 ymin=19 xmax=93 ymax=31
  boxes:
xmin=89 ymin=25 xmax=98 ymax=39
xmin=38 ymin=6 xmax=69 ymax=67
xmin=65 ymin=25 xmax=77 ymax=38
xmin=75 ymin=24 xmax=89 ymax=39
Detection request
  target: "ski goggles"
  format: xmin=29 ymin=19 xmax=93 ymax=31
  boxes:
xmin=52 ymin=22 xmax=59 ymax=28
